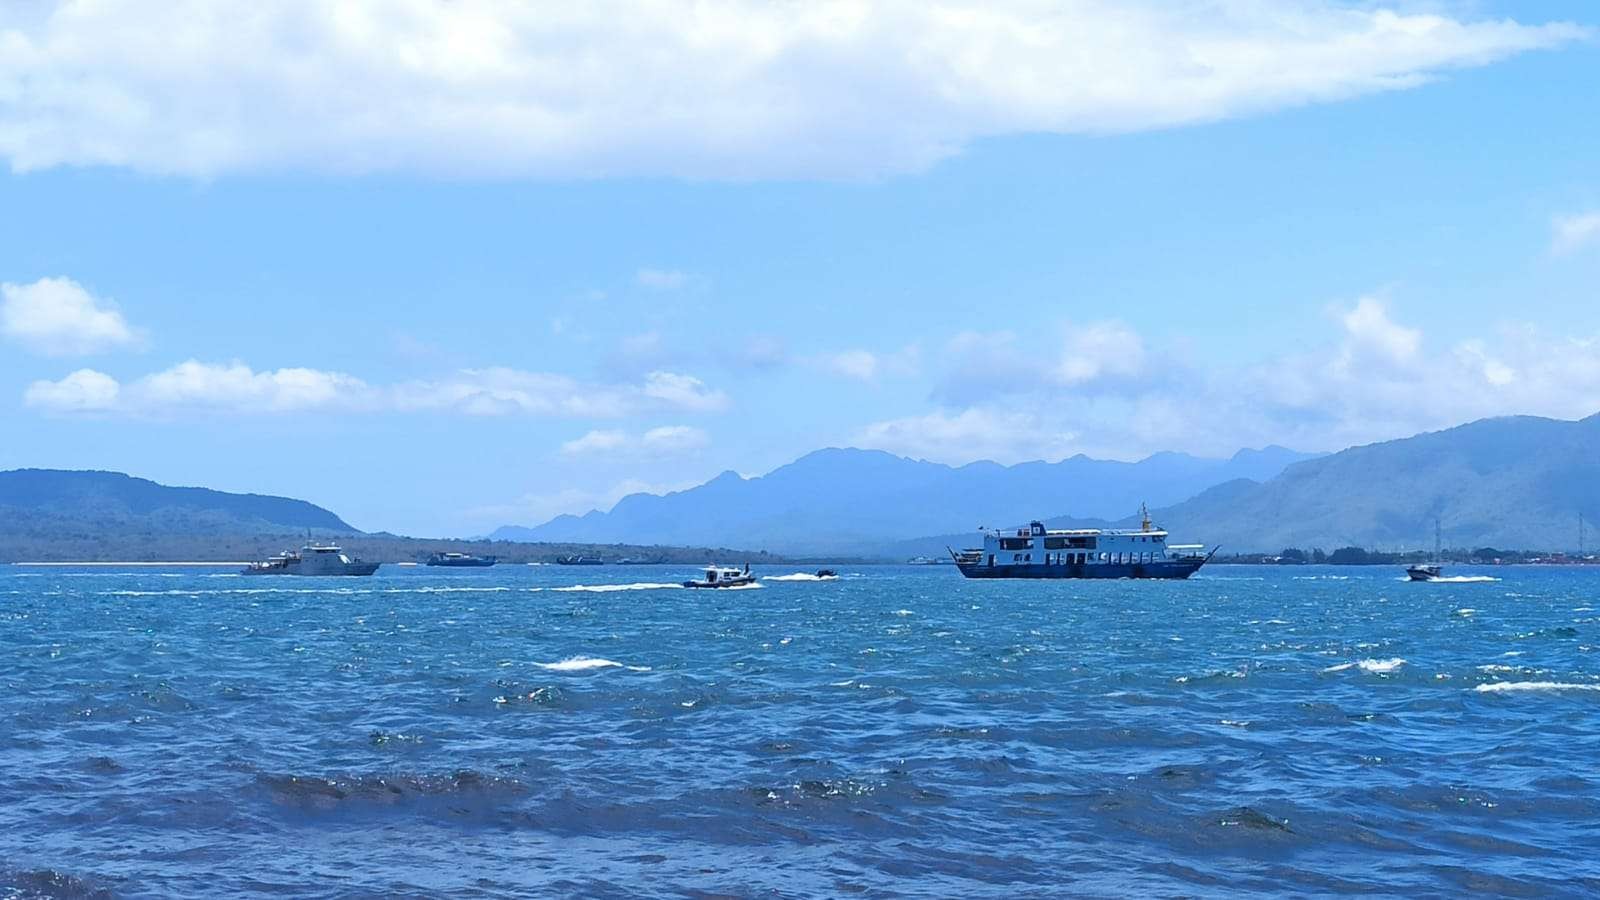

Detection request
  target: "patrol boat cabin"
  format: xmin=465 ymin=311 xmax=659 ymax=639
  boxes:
xmin=951 ymin=506 xmax=1212 ymax=580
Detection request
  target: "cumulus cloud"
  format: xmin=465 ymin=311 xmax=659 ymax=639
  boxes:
xmin=561 ymin=424 xmax=710 ymax=457
xmin=811 ymin=345 xmax=921 ymax=381
xmin=1 ymin=277 xmax=142 ymax=356
xmin=1552 ymin=212 xmax=1600 ymax=255
xmin=861 ymin=296 xmax=1600 ymax=463
xmin=23 ymin=368 xmax=120 ymax=411
xmin=0 ymin=2 xmax=1582 ymax=179
xmin=856 ymin=407 xmax=1078 ymax=465
xmin=24 ymin=360 xmax=731 ymax=418
xmin=935 ymin=321 xmax=1152 ymax=403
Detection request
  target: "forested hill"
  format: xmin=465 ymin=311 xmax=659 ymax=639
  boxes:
xmin=0 ymin=468 xmax=357 ymax=536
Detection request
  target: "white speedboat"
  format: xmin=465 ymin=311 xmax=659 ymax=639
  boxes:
xmin=683 ymin=564 xmax=756 ymax=588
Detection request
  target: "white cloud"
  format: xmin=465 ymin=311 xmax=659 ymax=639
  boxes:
xmin=560 ymin=429 xmax=629 ymax=455
xmin=642 ymin=424 xmax=710 ymax=453
xmin=24 ymin=360 xmax=732 ymax=418
xmin=635 ymin=269 xmax=688 ymax=290
xmin=1 ymin=277 xmax=142 ymax=356
xmin=864 ymin=296 xmax=1600 ymax=463
xmin=811 ymin=345 xmax=921 ymax=381
xmin=0 ymin=2 xmax=1582 ymax=179
xmin=562 ymin=424 xmax=710 ymax=458
xmin=639 ymin=371 xmax=729 ymax=412
xmin=1057 ymin=322 xmax=1147 ymax=385
xmin=936 ymin=321 xmax=1150 ymax=403
xmin=856 ymin=407 xmax=1078 ymax=465
xmin=1336 ymin=295 xmax=1420 ymax=369
xmin=1552 ymin=212 xmax=1600 ymax=255
xmin=23 ymin=368 xmax=120 ymax=411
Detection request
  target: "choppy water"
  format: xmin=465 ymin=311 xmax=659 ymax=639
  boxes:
xmin=3 ymin=563 xmax=1600 ymax=898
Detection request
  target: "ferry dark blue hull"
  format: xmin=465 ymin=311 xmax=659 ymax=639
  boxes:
xmin=956 ymin=559 xmax=1206 ymax=580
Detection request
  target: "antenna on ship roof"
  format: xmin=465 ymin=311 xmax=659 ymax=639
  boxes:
xmin=1140 ymin=503 xmax=1151 ymax=533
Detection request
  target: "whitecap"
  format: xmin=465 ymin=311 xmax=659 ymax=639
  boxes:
xmin=535 ymin=656 xmax=650 ymax=672
xmin=1324 ymin=658 xmax=1405 ymax=674
xmin=1474 ymin=681 xmax=1600 ymax=694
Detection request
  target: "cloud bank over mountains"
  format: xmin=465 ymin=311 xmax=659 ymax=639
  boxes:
xmin=853 ymin=297 xmax=1600 ymax=464
xmin=0 ymin=1 xmax=1585 ymax=179
xmin=25 ymin=361 xmax=729 ymax=419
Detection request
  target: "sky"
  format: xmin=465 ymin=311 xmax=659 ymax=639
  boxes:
xmin=2 ymin=0 xmax=1599 ymax=537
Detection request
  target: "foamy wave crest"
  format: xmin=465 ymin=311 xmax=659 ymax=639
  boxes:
xmin=767 ymin=572 xmax=839 ymax=582
xmin=551 ymin=582 xmax=683 ymax=593
xmin=1422 ymin=575 xmax=1500 ymax=584
xmin=535 ymin=656 xmax=650 ymax=672
xmin=1475 ymin=681 xmax=1600 ymax=694
xmin=1324 ymin=658 xmax=1406 ymax=674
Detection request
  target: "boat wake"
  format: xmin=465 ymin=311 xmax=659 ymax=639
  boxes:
xmin=550 ymin=582 xmax=683 ymax=593
xmin=1421 ymin=575 xmax=1500 ymax=584
xmin=767 ymin=572 xmax=840 ymax=582
xmin=1475 ymin=681 xmax=1600 ymax=694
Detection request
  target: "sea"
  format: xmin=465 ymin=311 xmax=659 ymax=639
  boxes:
xmin=2 ymin=563 xmax=1598 ymax=898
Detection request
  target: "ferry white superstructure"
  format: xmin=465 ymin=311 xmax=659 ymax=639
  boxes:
xmin=951 ymin=507 xmax=1213 ymax=580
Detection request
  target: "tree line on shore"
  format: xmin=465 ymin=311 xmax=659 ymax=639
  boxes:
xmin=1220 ymin=547 xmax=1593 ymax=565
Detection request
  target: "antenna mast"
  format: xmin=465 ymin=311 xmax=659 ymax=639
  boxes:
xmin=1434 ymin=516 xmax=1442 ymax=564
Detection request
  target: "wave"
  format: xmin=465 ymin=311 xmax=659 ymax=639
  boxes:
xmin=550 ymin=582 xmax=683 ymax=592
xmin=766 ymin=572 xmax=839 ymax=582
xmin=534 ymin=656 xmax=651 ymax=672
xmin=1324 ymin=658 xmax=1405 ymax=674
xmin=1475 ymin=681 xmax=1600 ymax=694
xmin=1416 ymin=575 xmax=1500 ymax=584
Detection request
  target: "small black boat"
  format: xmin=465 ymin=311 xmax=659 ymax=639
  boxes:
xmin=556 ymin=555 xmax=604 ymax=566
xmin=815 ymin=569 xmax=837 ymax=578
xmin=426 ymin=552 xmax=497 ymax=567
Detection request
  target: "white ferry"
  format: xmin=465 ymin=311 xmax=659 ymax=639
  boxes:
xmin=950 ymin=507 xmax=1213 ymax=580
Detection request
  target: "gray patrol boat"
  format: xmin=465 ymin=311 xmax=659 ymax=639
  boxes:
xmin=242 ymin=542 xmax=380 ymax=576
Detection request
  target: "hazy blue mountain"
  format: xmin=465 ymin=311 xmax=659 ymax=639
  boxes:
xmin=0 ymin=469 xmax=358 ymax=535
xmin=1134 ymin=414 xmax=1600 ymax=553
xmin=492 ymin=445 xmax=1320 ymax=554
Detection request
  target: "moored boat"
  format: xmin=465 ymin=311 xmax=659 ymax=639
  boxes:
xmin=950 ymin=506 xmax=1213 ymax=580
xmin=425 ymin=551 xmax=496 ymax=568
xmin=683 ymin=564 xmax=757 ymax=588
xmin=242 ymin=543 xmax=380 ymax=576
xmin=556 ymin=555 xmax=604 ymax=566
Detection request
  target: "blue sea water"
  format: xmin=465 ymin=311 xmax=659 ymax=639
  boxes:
xmin=3 ymin=563 xmax=1599 ymax=898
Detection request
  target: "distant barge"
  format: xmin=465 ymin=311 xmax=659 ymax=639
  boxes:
xmin=425 ymin=552 xmax=496 ymax=568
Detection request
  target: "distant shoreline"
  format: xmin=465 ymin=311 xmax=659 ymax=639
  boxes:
xmin=9 ymin=561 xmax=250 ymax=567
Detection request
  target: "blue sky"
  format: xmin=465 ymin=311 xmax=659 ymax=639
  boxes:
xmin=2 ymin=1 xmax=1598 ymax=536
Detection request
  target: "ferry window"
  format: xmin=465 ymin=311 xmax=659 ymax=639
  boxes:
xmin=999 ymin=538 xmax=1032 ymax=551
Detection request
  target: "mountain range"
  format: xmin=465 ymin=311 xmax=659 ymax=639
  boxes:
xmin=491 ymin=445 xmax=1321 ymax=554
xmin=1139 ymin=413 xmax=1600 ymax=553
xmin=9 ymin=410 xmax=1598 ymax=559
